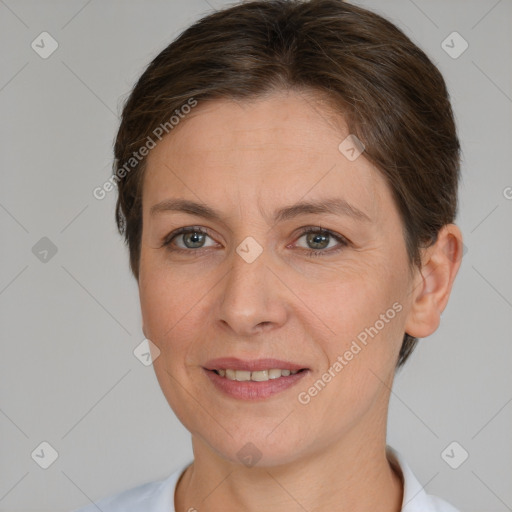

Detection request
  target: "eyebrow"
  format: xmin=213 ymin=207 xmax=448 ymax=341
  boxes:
xmin=150 ymin=197 xmax=371 ymax=223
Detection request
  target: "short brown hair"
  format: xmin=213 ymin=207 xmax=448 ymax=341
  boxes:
xmin=113 ymin=0 xmax=461 ymax=368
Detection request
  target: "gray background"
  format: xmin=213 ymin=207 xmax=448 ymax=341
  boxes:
xmin=1 ymin=0 xmax=511 ymax=511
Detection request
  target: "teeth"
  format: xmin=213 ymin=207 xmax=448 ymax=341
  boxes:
xmin=215 ymin=368 xmax=301 ymax=381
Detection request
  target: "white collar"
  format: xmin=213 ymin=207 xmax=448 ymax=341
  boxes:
xmin=386 ymin=445 xmax=460 ymax=511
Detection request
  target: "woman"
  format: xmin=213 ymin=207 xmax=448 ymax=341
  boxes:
xmin=75 ymin=0 xmax=464 ymax=510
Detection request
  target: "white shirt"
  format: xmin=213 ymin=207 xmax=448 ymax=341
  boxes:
xmin=72 ymin=446 xmax=460 ymax=511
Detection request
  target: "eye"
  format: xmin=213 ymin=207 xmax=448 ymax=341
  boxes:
xmin=161 ymin=227 xmax=217 ymax=252
xmin=294 ymin=226 xmax=348 ymax=257
xmin=161 ymin=225 xmax=349 ymax=257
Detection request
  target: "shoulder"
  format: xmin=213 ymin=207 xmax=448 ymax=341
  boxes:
xmin=386 ymin=446 xmax=462 ymax=512
xmin=70 ymin=461 xmax=192 ymax=512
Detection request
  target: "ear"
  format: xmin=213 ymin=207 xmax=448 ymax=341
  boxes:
xmin=404 ymin=224 xmax=464 ymax=338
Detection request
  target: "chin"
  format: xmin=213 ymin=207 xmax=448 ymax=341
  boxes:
xmin=198 ymin=423 xmax=309 ymax=469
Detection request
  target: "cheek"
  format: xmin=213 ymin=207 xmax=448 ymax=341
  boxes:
xmin=138 ymin=260 xmax=214 ymax=368
xmin=309 ymin=266 xmax=395 ymax=332
xmin=308 ymin=263 xmax=405 ymax=377
xmin=304 ymin=295 xmax=404 ymax=435
xmin=138 ymin=263 xmax=188 ymax=344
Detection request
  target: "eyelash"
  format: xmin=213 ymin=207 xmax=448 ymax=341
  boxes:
xmin=161 ymin=226 xmax=349 ymax=258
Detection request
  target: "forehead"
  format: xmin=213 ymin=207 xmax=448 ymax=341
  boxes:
xmin=143 ymin=91 xmax=393 ymax=223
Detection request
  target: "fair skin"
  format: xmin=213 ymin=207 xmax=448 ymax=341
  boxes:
xmin=137 ymin=90 xmax=463 ymax=512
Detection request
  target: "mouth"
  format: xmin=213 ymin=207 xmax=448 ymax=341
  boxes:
xmin=208 ymin=368 xmax=308 ymax=381
xmin=203 ymin=367 xmax=309 ymax=400
xmin=202 ymin=357 xmax=310 ymax=400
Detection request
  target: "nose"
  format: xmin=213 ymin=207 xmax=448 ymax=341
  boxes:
xmin=217 ymin=245 xmax=288 ymax=337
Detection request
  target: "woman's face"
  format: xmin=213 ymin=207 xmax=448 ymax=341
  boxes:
xmin=138 ymin=91 xmax=418 ymax=466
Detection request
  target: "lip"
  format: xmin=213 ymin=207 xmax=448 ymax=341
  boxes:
xmin=203 ymin=357 xmax=309 ymax=372
xmin=203 ymin=367 xmax=310 ymax=400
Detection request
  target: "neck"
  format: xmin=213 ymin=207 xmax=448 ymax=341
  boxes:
xmin=175 ymin=425 xmax=403 ymax=512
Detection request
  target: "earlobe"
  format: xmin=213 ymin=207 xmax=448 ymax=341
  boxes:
xmin=404 ymin=224 xmax=464 ymax=339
